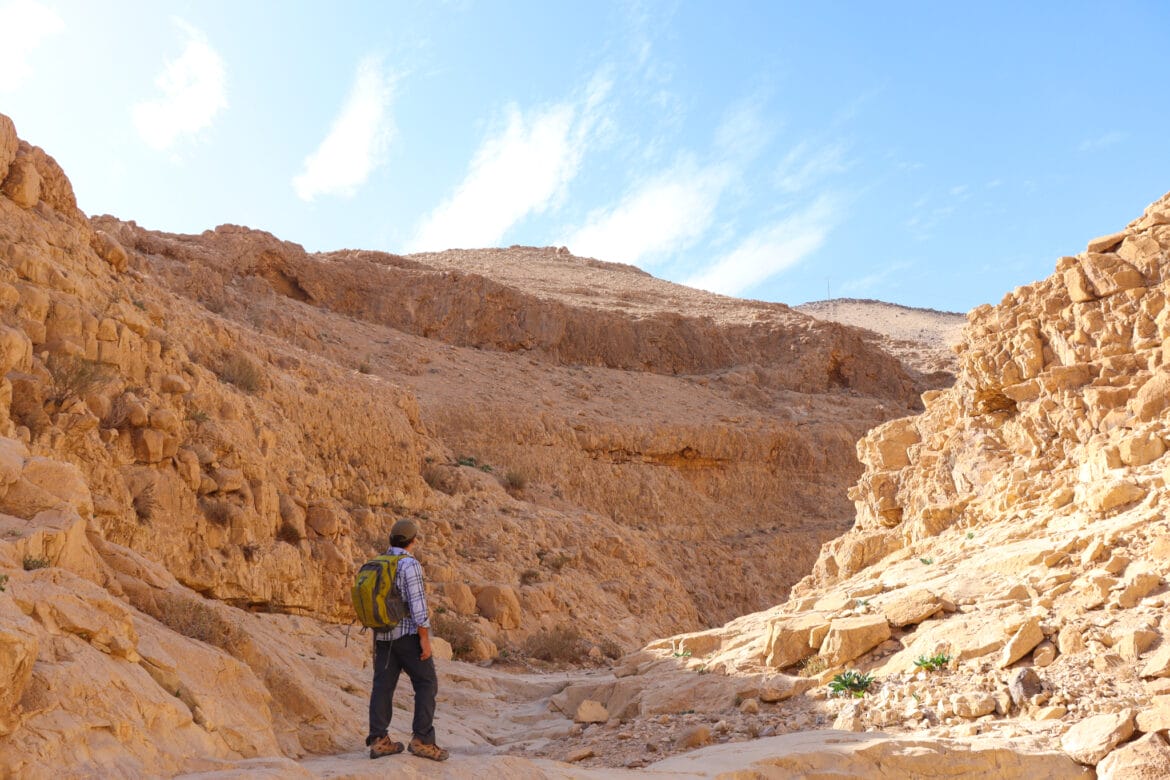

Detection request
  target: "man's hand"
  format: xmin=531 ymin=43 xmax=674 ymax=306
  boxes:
xmin=419 ymin=627 xmax=433 ymax=661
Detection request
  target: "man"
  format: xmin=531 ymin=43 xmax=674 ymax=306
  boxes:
xmin=366 ymin=518 xmax=449 ymax=761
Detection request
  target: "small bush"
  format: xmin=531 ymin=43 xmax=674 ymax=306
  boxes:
xmin=455 ymin=455 xmax=478 ymax=467
xmin=504 ymin=471 xmax=528 ymax=493
xmin=45 ymin=354 xmax=111 ymax=404
xmin=155 ymin=593 xmax=246 ymax=653
xmin=913 ymin=652 xmax=952 ymax=672
xmin=431 ymin=612 xmax=475 ymax=660
xmin=919 ymin=557 xmax=935 ymax=565
xmin=598 ymin=637 xmax=623 ymax=660
xmin=544 ymin=552 xmax=571 ymax=572
xmin=187 ymin=409 xmax=210 ymax=425
xmin=0 ymin=572 xmax=8 ymax=591
xmin=104 ymin=394 xmax=134 ymax=428
xmin=358 ymin=362 xmax=372 ymax=374
xmin=132 ymin=483 xmax=158 ymax=523
xmin=276 ymin=521 xmax=302 ymax=545
xmin=524 ymin=625 xmax=587 ymax=663
xmin=23 ymin=555 xmax=50 ymax=571
xmin=798 ymin=655 xmax=830 ymax=678
xmin=520 ymin=568 xmax=541 ymax=585
xmin=828 ymin=670 xmax=875 ymax=698
xmin=199 ymin=497 xmax=233 ymax=527
xmin=219 ymin=353 xmax=264 ymax=392
xmin=241 ymin=544 xmax=259 ymax=563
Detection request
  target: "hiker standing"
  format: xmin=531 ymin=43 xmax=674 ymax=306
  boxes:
xmin=366 ymin=518 xmax=449 ymax=761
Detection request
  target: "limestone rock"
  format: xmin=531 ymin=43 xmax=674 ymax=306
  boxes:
xmin=1086 ymin=480 xmax=1146 ymax=513
xmin=758 ymin=674 xmax=816 ymax=703
xmin=1117 ymin=571 xmax=1162 ymax=609
xmin=1000 ymin=616 xmax=1044 ymax=668
xmin=1009 ymin=667 xmax=1043 ymax=708
xmin=444 ymin=582 xmax=477 ymax=615
xmin=0 ymin=596 xmax=39 ymax=736
xmin=1060 ymin=708 xmax=1135 ymax=765
xmin=1 ymin=152 xmax=40 ymax=208
xmin=475 ymin=584 xmax=521 ymax=629
xmin=819 ymin=615 xmax=891 ymax=665
xmin=1134 ymin=370 xmax=1170 ymax=421
xmin=951 ymin=692 xmax=996 ymax=718
xmin=678 ymin=725 xmax=712 ymax=749
xmin=1135 ymin=695 xmax=1170 ymax=733
xmin=1141 ymin=642 xmax=1170 ymax=678
xmin=0 ymin=114 xmax=16 ymax=183
xmin=574 ymin=699 xmax=608 ymax=724
xmin=1096 ymin=732 xmax=1170 ymax=780
xmin=160 ymin=373 xmax=191 ymax=394
xmin=91 ymin=230 xmax=129 ymax=272
xmin=763 ymin=613 xmax=827 ymax=668
xmin=880 ymin=588 xmax=943 ymax=627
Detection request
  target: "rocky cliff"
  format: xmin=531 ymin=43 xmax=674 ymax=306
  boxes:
xmin=0 ymin=111 xmax=943 ymax=775
xmin=575 ymin=191 xmax=1170 ymax=776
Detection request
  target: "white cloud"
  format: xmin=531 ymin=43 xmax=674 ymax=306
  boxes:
xmin=292 ymin=56 xmax=396 ymax=202
xmin=774 ymin=142 xmax=848 ymax=193
xmin=0 ymin=0 xmax=64 ymax=93
xmin=1077 ymin=131 xmax=1125 ymax=153
xmin=684 ymin=195 xmax=836 ymax=296
xmin=409 ymin=78 xmax=609 ymax=251
xmin=563 ymin=158 xmax=731 ymax=265
xmin=841 ymin=261 xmax=911 ymax=295
xmin=132 ymin=21 xmax=227 ymax=151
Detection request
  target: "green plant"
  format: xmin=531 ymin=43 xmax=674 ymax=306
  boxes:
xmin=0 ymin=572 xmax=8 ymax=591
xmin=44 ymin=354 xmax=111 ymax=404
xmin=187 ymin=409 xmax=210 ymax=424
xmin=919 ymin=557 xmax=935 ymax=565
xmin=23 ymin=555 xmax=50 ymax=571
xmin=798 ymin=655 xmax=830 ymax=678
xmin=218 ymin=353 xmax=264 ymax=392
xmin=456 ymin=455 xmax=478 ymax=467
xmin=854 ymin=598 xmax=870 ymax=608
xmin=966 ymin=531 xmax=975 ymax=540
xmin=828 ymin=670 xmax=875 ymax=698
xmin=479 ymin=463 xmax=493 ymax=473
xmin=672 ymin=649 xmax=693 ymax=658
xmin=913 ymin=652 xmax=952 ymax=672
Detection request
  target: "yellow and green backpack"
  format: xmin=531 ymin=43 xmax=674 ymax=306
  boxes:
xmin=351 ymin=554 xmax=407 ymax=629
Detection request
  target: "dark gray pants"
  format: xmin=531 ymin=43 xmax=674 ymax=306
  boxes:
xmin=367 ymin=634 xmax=438 ymax=745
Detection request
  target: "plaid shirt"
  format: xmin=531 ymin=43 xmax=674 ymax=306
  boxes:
xmin=374 ymin=547 xmax=430 ymax=642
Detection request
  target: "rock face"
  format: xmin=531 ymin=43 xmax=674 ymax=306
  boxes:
xmin=0 ymin=110 xmax=938 ymax=775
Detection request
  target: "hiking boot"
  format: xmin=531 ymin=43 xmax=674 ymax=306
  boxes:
xmin=368 ymin=735 xmax=404 ymax=759
xmin=408 ymin=737 xmax=449 ymax=761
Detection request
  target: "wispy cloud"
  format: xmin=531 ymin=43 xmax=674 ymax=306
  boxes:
xmin=563 ymin=157 xmax=732 ymax=265
xmin=293 ymin=57 xmax=396 ymax=202
xmin=1077 ymin=131 xmax=1125 ymax=153
xmin=132 ymin=20 xmax=227 ymax=151
xmin=841 ymin=260 xmax=911 ymax=295
xmin=409 ymin=77 xmax=610 ymax=251
xmin=774 ymin=142 xmax=848 ymax=194
xmin=684 ymin=195 xmax=837 ymax=296
xmin=0 ymin=0 xmax=64 ymax=93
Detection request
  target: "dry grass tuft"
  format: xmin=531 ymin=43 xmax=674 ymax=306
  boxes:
xmin=524 ymin=625 xmax=587 ymax=663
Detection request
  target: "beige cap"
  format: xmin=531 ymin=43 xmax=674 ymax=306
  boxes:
xmin=390 ymin=518 xmax=418 ymax=546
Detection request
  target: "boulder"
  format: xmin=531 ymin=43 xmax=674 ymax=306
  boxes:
xmin=444 ymin=582 xmax=477 ymax=615
xmin=818 ymin=615 xmax=890 ymax=666
xmin=758 ymin=674 xmax=816 ymax=703
xmin=1141 ymin=642 xmax=1170 ymax=678
xmin=881 ymin=588 xmax=943 ymax=627
xmin=763 ymin=613 xmax=828 ymax=668
xmin=475 ymin=584 xmax=521 ymax=629
xmin=574 ymin=699 xmax=608 ymax=724
xmin=1097 ymin=732 xmax=1170 ymax=780
xmin=1 ymin=152 xmax=40 ymax=208
xmin=1136 ymin=695 xmax=1170 ymax=733
xmin=0 ymin=114 xmax=16 ymax=183
xmin=951 ymin=692 xmax=996 ymax=719
xmin=1060 ymin=708 xmax=1135 ymax=765
xmin=0 ymin=596 xmax=39 ymax=736
xmin=1134 ymin=370 xmax=1170 ymax=422
xmin=1000 ymin=616 xmax=1044 ymax=668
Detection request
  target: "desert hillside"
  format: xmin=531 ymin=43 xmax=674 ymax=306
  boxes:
xmin=0 ymin=112 xmax=945 ymax=775
xmin=4 ymin=103 xmax=1170 ymax=779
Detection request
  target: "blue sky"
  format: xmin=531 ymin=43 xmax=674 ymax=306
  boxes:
xmin=2 ymin=0 xmax=1167 ymax=312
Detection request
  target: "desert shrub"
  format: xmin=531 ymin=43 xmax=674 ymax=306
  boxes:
xmin=520 ymin=568 xmax=541 ymax=585
xmin=798 ymin=655 xmax=830 ymax=677
xmin=828 ymin=670 xmax=875 ymax=698
xmin=276 ymin=521 xmax=302 ymax=545
xmin=358 ymin=361 xmax=372 ymax=374
xmin=155 ymin=593 xmax=246 ymax=653
xmin=0 ymin=572 xmax=8 ymax=591
xmin=23 ymin=555 xmax=50 ymax=571
xmin=598 ymin=637 xmax=623 ymax=660
xmin=218 ymin=353 xmax=264 ymax=392
xmin=241 ymin=544 xmax=259 ymax=563
xmin=914 ymin=652 xmax=952 ymax=672
xmin=431 ymin=612 xmax=475 ymax=660
xmin=524 ymin=625 xmax=587 ymax=663
xmin=199 ymin=497 xmax=233 ymax=527
xmin=543 ymin=552 xmax=571 ymax=572
xmin=504 ymin=470 xmax=528 ymax=493
xmin=103 ymin=393 xmax=134 ymax=428
xmin=45 ymin=354 xmax=111 ymax=404
xmin=132 ymin=483 xmax=157 ymax=523
xmin=187 ymin=409 xmax=210 ymax=425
